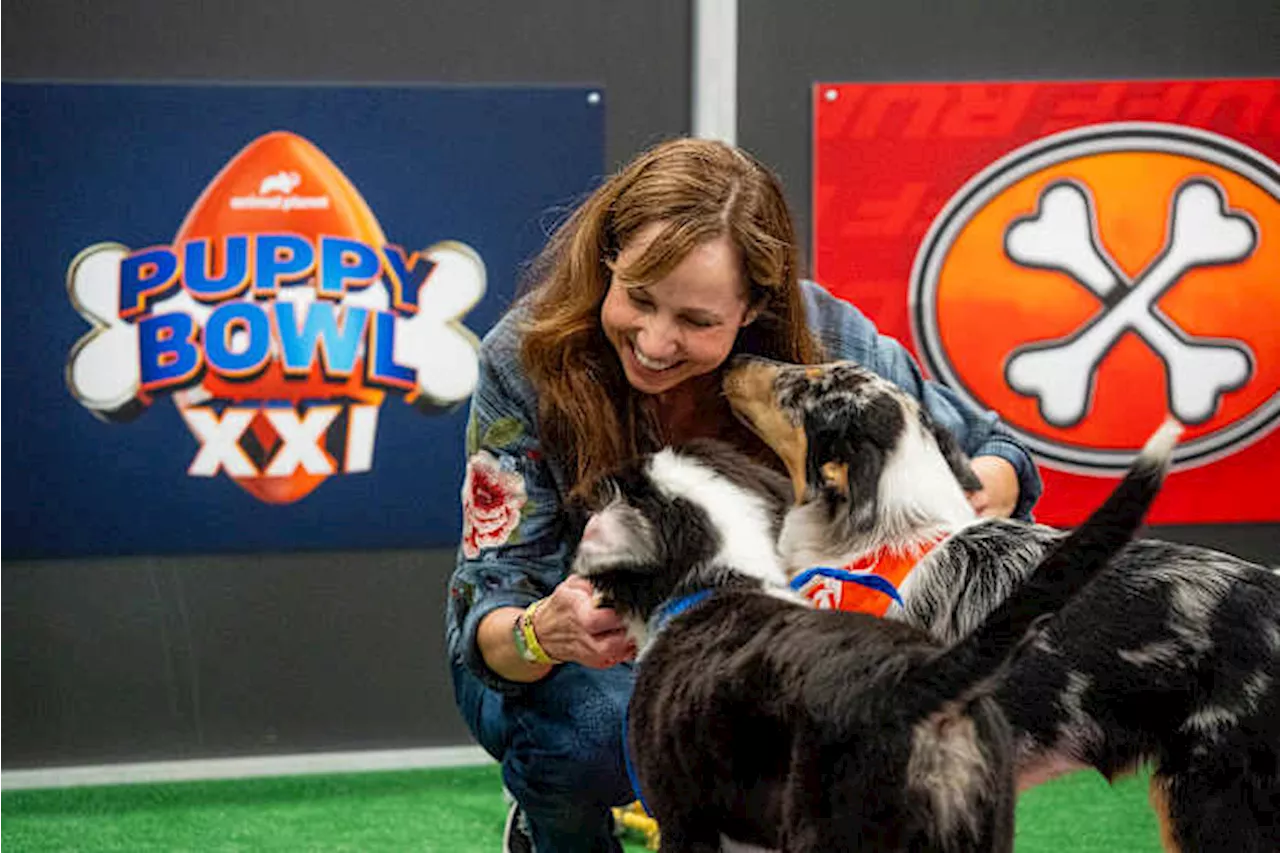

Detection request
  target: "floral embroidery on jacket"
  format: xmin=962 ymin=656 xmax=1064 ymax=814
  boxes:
xmin=467 ymin=413 xmax=524 ymax=456
xmin=461 ymin=450 xmax=529 ymax=558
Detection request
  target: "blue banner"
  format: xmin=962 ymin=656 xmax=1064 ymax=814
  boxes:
xmin=2 ymin=83 xmax=605 ymax=558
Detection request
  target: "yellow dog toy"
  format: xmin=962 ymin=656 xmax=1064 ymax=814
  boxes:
xmin=611 ymin=800 xmax=660 ymax=850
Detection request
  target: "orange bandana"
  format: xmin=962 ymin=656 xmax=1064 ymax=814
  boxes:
xmin=793 ymin=540 xmax=941 ymax=617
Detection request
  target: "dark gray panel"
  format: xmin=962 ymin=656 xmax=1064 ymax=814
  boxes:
xmin=2 ymin=0 xmax=691 ymax=169
xmin=3 ymin=550 xmax=469 ymax=767
xmin=1149 ymin=524 xmax=1279 ymax=567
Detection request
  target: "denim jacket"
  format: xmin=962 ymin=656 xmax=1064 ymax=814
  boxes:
xmin=446 ymin=280 xmax=1043 ymax=694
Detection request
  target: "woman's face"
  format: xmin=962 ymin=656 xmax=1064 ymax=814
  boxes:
xmin=601 ymin=223 xmax=756 ymax=396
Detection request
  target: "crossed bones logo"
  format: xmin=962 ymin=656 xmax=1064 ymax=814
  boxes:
xmin=1004 ymin=178 xmax=1258 ymax=427
xmin=912 ymin=122 xmax=1280 ymax=471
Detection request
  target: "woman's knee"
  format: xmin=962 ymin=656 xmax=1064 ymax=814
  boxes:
xmin=449 ymin=657 xmax=508 ymax=760
xmin=507 ymin=665 xmax=634 ymax=802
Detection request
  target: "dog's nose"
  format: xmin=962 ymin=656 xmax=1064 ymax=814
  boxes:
xmin=723 ymin=355 xmax=787 ymax=412
xmin=728 ymin=354 xmax=776 ymax=370
xmin=725 ymin=354 xmax=785 ymax=388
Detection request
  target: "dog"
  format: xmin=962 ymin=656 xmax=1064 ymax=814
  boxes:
xmin=723 ymin=355 xmax=1280 ymax=853
xmin=572 ymin=431 xmax=1170 ymax=852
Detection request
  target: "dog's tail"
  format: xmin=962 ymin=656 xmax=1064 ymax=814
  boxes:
xmin=905 ymin=419 xmax=1179 ymax=714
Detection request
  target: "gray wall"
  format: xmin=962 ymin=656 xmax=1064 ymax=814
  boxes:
xmin=2 ymin=0 xmax=691 ymax=769
xmin=2 ymin=0 xmax=691 ymax=171
xmin=5 ymin=552 xmax=469 ymax=765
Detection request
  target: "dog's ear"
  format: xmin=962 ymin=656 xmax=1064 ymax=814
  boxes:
xmin=819 ymin=460 xmax=850 ymax=498
xmin=804 ymin=406 xmax=856 ymax=500
xmin=805 ymin=395 xmax=900 ymax=501
xmin=924 ymin=414 xmax=983 ymax=492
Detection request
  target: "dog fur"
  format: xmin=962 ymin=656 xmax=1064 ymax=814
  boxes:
xmin=573 ymin=434 xmax=1169 ymax=852
xmin=723 ymin=355 xmax=1280 ymax=853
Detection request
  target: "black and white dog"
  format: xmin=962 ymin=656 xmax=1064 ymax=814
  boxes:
xmin=573 ymin=432 xmax=1171 ymax=852
xmin=724 ymin=355 xmax=1280 ymax=853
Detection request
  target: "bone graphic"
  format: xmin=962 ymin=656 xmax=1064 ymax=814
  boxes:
xmin=66 ymin=243 xmax=214 ymax=420
xmin=1004 ymin=180 xmax=1256 ymax=426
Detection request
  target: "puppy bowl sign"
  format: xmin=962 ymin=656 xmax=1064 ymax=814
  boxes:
xmin=67 ymin=131 xmax=484 ymax=505
xmin=814 ymin=78 xmax=1280 ymax=524
xmin=3 ymin=83 xmax=604 ymax=557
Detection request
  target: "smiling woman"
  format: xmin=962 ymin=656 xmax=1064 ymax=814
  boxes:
xmin=602 ymin=226 xmax=757 ymax=395
xmin=518 ymin=138 xmax=818 ymax=496
xmin=444 ymin=136 xmax=1044 ymax=853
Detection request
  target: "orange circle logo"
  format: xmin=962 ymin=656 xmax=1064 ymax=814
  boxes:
xmin=912 ymin=123 xmax=1280 ymax=471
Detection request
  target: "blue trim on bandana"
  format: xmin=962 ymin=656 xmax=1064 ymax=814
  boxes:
xmin=625 ymin=588 xmax=714 ymax=814
xmin=788 ymin=566 xmax=905 ymax=607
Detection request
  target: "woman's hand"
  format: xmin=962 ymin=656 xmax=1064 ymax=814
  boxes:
xmin=476 ymin=576 xmax=636 ymax=683
xmin=967 ymin=455 xmax=1020 ymax=518
xmin=536 ymin=575 xmax=637 ymax=669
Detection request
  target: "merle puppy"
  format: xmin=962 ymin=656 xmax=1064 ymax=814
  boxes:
xmin=573 ymin=432 xmax=1171 ymax=853
xmin=724 ymin=355 xmax=1280 ymax=853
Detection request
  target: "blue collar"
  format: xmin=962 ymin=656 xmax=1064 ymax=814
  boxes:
xmin=649 ymin=588 xmax=714 ymax=633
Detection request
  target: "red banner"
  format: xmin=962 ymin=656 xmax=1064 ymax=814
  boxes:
xmin=813 ymin=78 xmax=1280 ymax=525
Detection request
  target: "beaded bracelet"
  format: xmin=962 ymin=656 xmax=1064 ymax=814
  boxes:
xmin=512 ymin=599 xmax=559 ymax=665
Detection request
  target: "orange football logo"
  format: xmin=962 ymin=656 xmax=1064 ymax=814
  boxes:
xmin=65 ymin=131 xmax=487 ymax=505
xmin=912 ymin=123 xmax=1280 ymax=471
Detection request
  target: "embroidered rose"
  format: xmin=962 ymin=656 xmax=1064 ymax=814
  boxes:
xmin=462 ymin=450 xmax=528 ymax=558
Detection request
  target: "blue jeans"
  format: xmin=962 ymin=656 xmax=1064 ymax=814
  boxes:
xmin=451 ymin=658 xmax=637 ymax=852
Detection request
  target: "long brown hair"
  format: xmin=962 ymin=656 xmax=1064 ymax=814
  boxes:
xmin=519 ymin=138 xmax=821 ymax=492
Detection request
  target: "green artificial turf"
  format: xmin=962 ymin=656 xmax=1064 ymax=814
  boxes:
xmin=3 ymin=763 xmax=1163 ymax=852
xmin=1015 ymin=769 xmax=1163 ymax=852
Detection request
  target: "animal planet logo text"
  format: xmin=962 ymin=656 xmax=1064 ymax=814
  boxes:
xmin=66 ymin=131 xmax=485 ymax=504
xmin=912 ymin=122 xmax=1280 ymax=471
xmin=230 ymin=169 xmax=329 ymax=211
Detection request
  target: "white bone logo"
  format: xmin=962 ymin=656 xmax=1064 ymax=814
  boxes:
xmin=259 ymin=170 xmax=301 ymax=195
xmin=1004 ymin=179 xmax=1256 ymax=427
xmin=912 ymin=122 xmax=1280 ymax=471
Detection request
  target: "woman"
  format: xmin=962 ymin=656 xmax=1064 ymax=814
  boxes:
xmin=447 ymin=138 xmax=1041 ymax=852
